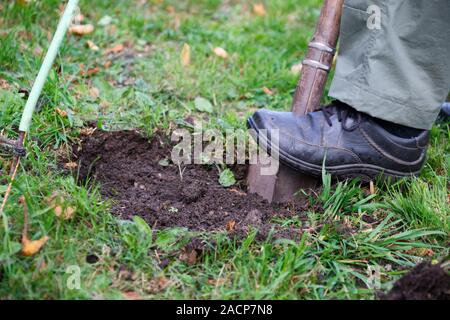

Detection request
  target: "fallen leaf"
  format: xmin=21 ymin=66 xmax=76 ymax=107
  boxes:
xmin=0 ymin=78 xmax=11 ymax=90
xmin=208 ymin=278 xmax=226 ymax=286
xmin=54 ymin=205 xmax=63 ymax=217
xmin=55 ymin=107 xmax=67 ymax=117
xmin=105 ymin=43 xmax=124 ymax=55
xmin=406 ymin=248 xmax=435 ymax=257
xmin=262 ymin=86 xmax=273 ymax=95
xmin=146 ymin=276 xmax=170 ymax=294
xmin=103 ymin=60 xmax=112 ymax=68
xmin=123 ymin=291 xmax=142 ymax=300
xmin=80 ymin=127 xmax=97 ymax=136
xmin=20 ymin=196 xmax=49 ymax=256
xmin=157 ymin=277 xmax=170 ymax=290
xmin=89 ymin=86 xmax=100 ymax=98
xmin=86 ymin=66 xmax=100 ymax=76
xmin=69 ymin=24 xmax=94 ymax=36
xmin=180 ymin=43 xmax=191 ymax=67
xmin=44 ymin=192 xmax=58 ymax=205
xmin=213 ymin=47 xmax=228 ymax=59
xmin=369 ymin=181 xmax=376 ymax=195
xmin=64 ymin=162 xmax=78 ymax=169
xmin=64 ymin=207 xmax=76 ymax=220
xmin=22 ymin=236 xmax=49 ymax=257
xmin=226 ymin=220 xmax=236 ymax=232
xmin=253 ymin=3 xmax=266 ymax=16
xmin=46 ymin=192 xmax=76 ymax=220
xmin=100 ymin=100 xmax=110 ymax=109
xmin=86 ymin=40 xmax=99 ymax=51
xmin=290 ymin=62 xmax=303 ymax=75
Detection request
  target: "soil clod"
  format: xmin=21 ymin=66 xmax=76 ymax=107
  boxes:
xmin=383 ymin=262 xmax=450 ymax=300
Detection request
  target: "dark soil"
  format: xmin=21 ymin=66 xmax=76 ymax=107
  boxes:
xmin=71 ymin=130 xmax=308 ymax=239
xmin=382 ymin=262 xmax=450 ymax=300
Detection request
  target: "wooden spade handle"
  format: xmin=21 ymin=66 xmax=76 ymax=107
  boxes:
xmin=291 ymin=0 xmax=345 ymax=115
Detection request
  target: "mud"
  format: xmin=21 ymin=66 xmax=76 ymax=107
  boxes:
xmin=383 ymin=262 xmax=450 ymax=300
xmin=71 ymin=130 xmax=308 ymax=240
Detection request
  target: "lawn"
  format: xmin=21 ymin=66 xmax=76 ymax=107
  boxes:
xmin=0 ymin=0 xmax=448 ymax=300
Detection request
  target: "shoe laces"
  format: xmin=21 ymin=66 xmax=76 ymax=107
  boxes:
xmin=321 ymin=102 xmax=361 ymax=131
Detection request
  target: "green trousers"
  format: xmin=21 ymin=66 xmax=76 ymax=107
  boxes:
xmin=329 ymin=0 xmax=450 ymax=130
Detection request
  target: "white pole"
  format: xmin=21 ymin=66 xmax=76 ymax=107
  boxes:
xmin=19 ymin=0 xmax=79 ymax=132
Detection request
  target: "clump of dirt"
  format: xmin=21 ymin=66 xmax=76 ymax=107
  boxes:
xmin=382 ymin=262 xmax=450 ymax=300
xmin=71 ymin=130 xmax=306 ymax=239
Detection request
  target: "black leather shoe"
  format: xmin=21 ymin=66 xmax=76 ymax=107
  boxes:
xmin=247 ymin=101 xmax=429 ymax=181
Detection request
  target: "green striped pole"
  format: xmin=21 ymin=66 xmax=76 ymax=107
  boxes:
xmin=18 ymin=0 xmax=79 ymax=133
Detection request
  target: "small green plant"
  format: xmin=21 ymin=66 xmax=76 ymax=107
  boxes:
xmin=168 ymin=206 xmax=179 ymax=214
xmin=219 ymin=168 xmax=236 ymax=187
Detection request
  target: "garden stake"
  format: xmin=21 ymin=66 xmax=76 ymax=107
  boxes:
xmin=247 ymin=0 xmax=345 ymax=203
xmin=1 ymin=0 xmax=79 ymax=212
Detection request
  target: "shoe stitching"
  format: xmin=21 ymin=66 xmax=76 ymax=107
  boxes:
xmin=360 ymin=127 xmax=425 ymax=166
xmin=365 ymin=121 xmax=427 ymax=151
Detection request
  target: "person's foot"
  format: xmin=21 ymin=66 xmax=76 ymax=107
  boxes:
xmin=247 ymin=101 xmax=429 ymax=181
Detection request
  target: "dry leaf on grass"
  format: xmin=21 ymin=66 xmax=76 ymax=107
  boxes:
xmin=86 ymin=40 xmax=99 ymax=51
xmin=262 ymin=87 xmax=273 ymax=95
xmin=69 ymin=24 xmax=94 ymax=36
xmin=213 ymin=47 xmax=228 ymax=59
xmin=369 ymin=181 xmax=376 ymax=195
xmin=89 ymin=87 xmax=100 ymax=98
xmin=55 ymin=107 xmax=67 ymax=117
xmin=80 ymin=127 xmax=97 ymax=136
xmin=180 ymin=43 xmax=191 ymax=67
xmin=146 ymin=277 xmax=170 ymax=294
xmin=46 ymin=191 xmax=77 ymax=220
xmin=20 ymin=196 xmax=49 ymax=257
xmin=54 ymin=205 xmax=63 ymax=217
xmin=253 ymin=3 xmax=266 ymax=16
xmin=208 ymin=278 xmax=226 ymax=286
xmin=0 ymin=78 xmax=11 ymax=90
xmin=22 ymin=236 xmax=49 ymax=257
xmin=104 ymin=43 xmax=124 ymax=55
xmin=86 ymin=66 xmax=100 ymax=76
xmin=64 ymin=162 xmax=78 ymax=169
xmin=226 ymin=220 xmax=236 ymax=232
xmin=63 ymin=207 xmax=76 ymax=220
xmin=122 ymin=291 xmax=142 ymax=300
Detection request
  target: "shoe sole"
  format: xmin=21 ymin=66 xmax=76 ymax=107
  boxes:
xmin=248 ymin=117 xmax=419 ymax=182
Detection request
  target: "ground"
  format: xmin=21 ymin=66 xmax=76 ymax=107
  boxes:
xmin=0 ymin=0 xmax=449 ymax=299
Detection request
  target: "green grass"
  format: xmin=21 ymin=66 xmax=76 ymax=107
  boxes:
xmin=0 ymin=0 xmax=448 ymax=299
